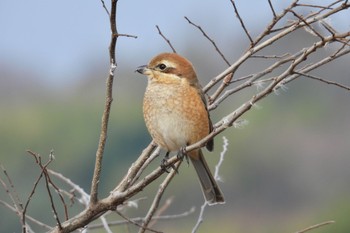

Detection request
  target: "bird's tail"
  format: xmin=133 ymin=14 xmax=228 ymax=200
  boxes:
xmin=189 ymin=149 xmax=225 ymax=205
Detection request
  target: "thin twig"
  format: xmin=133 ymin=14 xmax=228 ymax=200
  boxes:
xmin=156 ymin=25 xmax=176 ymax=53
xmin=43 ymin=167 xmax=63 ymax=229
xmin=116 ymin=210 xmax=163 ymax=233
xmin=100 ymin=214 xmax=113 ymax=233
xmin=214 ymin=136 xmax=228 ymax=181
xmin=295 ymin=71 xmax=350 ymax=91
xmin=23 ymin=151 xmax=52 ymax=232
xmin=0 ymin=164 xmax=23 ymax=216
xmin=48 ymin=169 xmax=90 ymax=206
xmin=296 ymin=3 xmax=333 ymax=10
xmin=229 ymin=0 xmax=254 ymax=46
xmin=209 ymin=52 xmax=298 ymax=110
xmin=192 ymin=202 xmax=208 ymax=233
xmin=0 ymin=200 xmax=52 ymax=231
xmin=208 ymin=72 xmax=233 ymax=104
xmin=251 ymin=53 xmax=290 ymax=59
xmin=267 ymin=0 xmax=277 ymax=18
xmin=149 ymin=197 xmax=174 ymax=227
xmin=282 ymin=47 xmax=350 ymax=85
xmin=139 ymin=161 xmax=181 ymax=233
xmin=115 ymin=142 xmax=157 ymax=192
xmin=320 ymin=20 xmax=337 ymax=35
xmin=131 ymin=146 xmax=161 ymax=186
xmin=204 ymin=1 xmax=349 ymax=94
xmin=184 ymin=16 xmax=230 ymax=66
xmin=114 ymin=33 xmax=138 ymax=38
xmin=100 ymin=0 xmax=110 ymax=16
xmin=26 ymin=151 xmax=63 ymax=230
xmin=254 ymin=0 xmax=299 ymax=45
xmin=88 ymin=207 xmax=195 ymax=229
xmin=43 ymin=152 xmax=70 ymax=221
xmin=289 ymin=10 xmax=325 ymax=40
xmin=192 ymin=137 xmax=227 ymax=233
xmin=296 ymin=220 xmax=335 ymax=233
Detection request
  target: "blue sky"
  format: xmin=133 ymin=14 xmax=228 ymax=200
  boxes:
xmin=0 ymin=0 xmax=348 ymax=87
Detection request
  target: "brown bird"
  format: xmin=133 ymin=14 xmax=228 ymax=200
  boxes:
xmin=136 ymin=53 xmax=224 ymax=205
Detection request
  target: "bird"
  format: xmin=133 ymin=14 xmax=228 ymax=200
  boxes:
xmin=136 ymin=52 xmax=224 ymax=205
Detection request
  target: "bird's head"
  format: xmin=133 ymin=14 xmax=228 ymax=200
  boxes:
xmin=136 ymin=53 xmax=198 ymax=85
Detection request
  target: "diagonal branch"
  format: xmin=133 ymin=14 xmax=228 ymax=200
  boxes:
xmin=229 ymin=0 xmax=254 ymax=46
xmin=204 ymin=1 xmax=350 ymax=96
xmin=87 ymin=207 xmax=195 ymax=229
xmin=295 ymin=71 xmax=350 ymax=91
xmin=189 ymin=32 xmax=350 ymax=154
xmin=139 ymin=161 xmax=182 ymax=233
xmin=296 ymin=220 xmax=335 ymax=233
xmin=184 ymin=16 xmax=230 ymax=66
xmin=115 ymin=210 xmax=162 ymax=233
xmin=267 ymin=0 xmax=277 ymax=18
xmin=156 ymin=25 xmax=177 ymax=53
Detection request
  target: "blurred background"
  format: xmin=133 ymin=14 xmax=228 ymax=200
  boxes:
xmin=1 ymin=0 xmax=350 ymax=232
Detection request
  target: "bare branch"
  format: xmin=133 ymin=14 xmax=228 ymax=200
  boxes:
xmin=229 ymin=0 xmax=254 ymax=46
xmin=26 ymin=151 xmax=63 ymax=230
xmin=0 ymin=200 xmax=52 ymax=231
xmin=208 ymin=72 xmax=233 ymax=104
xmin=296 ymin=220 xmax=335 ymax=233
xmin=90 ymin=0 xmax=119 ymax=205
xmin=289 ymin=10 xmax=324 ymax=40
xmin=214 ymin=136 xmax=228 ymax=181
xmin=131 ymin=146 xmax=161 ymax=187
xmin=267 ymin=0 xmax=277 ymax=18
xmin=149 ymin=197 xmax=173 ymax=227
xmin=115 ymin=210 xmax=162 ymax=233
xmin=99 ymin=215 xmax=113 ymax=233
xmin=115 ymin=142 xmax=157 ymax=192
xmin=209 ymin=52 xmax=299 ymax=110
xmin=192 ymin=202 xmax=208 ymax=233
xmin=254 ymin=0 xmax=298 ymax=45
xmin=0 ymin=164 xmax=23 ymax=215
xmin=192 ymin=137 xmax=228 ymax=232
xmin=113 ymin=33 xmax=138 ymax=38
xmin=184 ymin=16 xmax=230 ymax=66
xmin=139 ymin=161 xmax=182 ymax=233
xmin=204 ymin=2 xmax=349 ymax=94
xmin=320 ymin=20 xmax=338 ymax=35
xmin=295 ymin=3 xmax=333 ymax=10
xmin=282 ymin=47 xmax=350 ymax=85
xmin=48 ymin=169 xmax=90 ymax=206
xmin=251 ymin=53 xmax=290 ymax=59
xmin=99 ymin=0 xmax=110 ymax=16
xmin=88 ymin=207 xmax=195 ymax=229
xmin=156 ymin=25 xmax=177 ymax=53
xmin=43 ymin=166 xmax=63 ymax=229
xmin=295 ymin=71 xmax=350 ymax=91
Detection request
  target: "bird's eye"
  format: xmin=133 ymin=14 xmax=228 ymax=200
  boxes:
xmin=157 ymin=63 xmax=167 ymax=70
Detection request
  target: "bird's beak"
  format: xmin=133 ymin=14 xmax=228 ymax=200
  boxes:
xmin=135 ymin=65 xmax=148 ymax=74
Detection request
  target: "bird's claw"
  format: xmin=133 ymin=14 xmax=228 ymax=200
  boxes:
xmin=177 ymin=147 xmax=189 ymax=165
xmin=160 ymin=152 xmax=178 ymax=173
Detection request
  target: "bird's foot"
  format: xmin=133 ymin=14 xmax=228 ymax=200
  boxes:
xmin=177 ymin=147 xmax=189 ymax=165
xmin=160 ymin=152 xmax=178 ymax=173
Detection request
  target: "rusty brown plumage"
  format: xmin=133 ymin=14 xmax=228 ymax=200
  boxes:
xmin=136 ymin=53 xmax=224 ymax=205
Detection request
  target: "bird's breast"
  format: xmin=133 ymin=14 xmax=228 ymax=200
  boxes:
xmin=143 ymin=82 xmax=209 ymax=152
